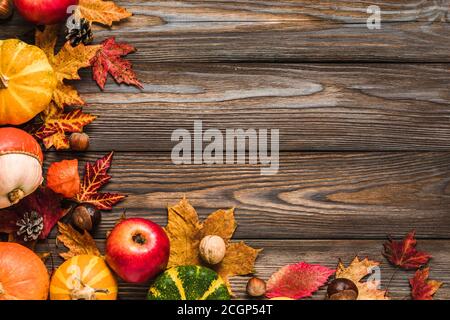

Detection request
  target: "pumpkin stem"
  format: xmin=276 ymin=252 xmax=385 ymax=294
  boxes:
xmin=70 ymin=279 xmax=109 ymax=300
xmin=0 ymin=282 xmax=4 ymax=295
xmin=8 ymin=188 xmax=25 ymax=205
xmin=0 ymin=73 xmax=8 ymax=89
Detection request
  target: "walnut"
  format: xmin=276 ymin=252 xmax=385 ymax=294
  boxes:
xmin=199 ymin=235 xmax=226 ymax=265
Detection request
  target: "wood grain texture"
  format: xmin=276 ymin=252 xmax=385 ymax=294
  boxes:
xmin=44 ymin=152 xmax=450 ymax=239
xmin=36 ymin=239 xmax=450 ymax=300
xmin=70 ymin=63 xmax=450 ymax=152
xmin=1 ymin=1 xmax=449 ymax=62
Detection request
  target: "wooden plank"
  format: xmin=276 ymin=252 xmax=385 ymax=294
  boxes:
xmin=72 ymin=63 xmax=450 ymax=152
xmin=44 ymin=152 xmax=450 ymax=239
xmin=1 ymin=1 xmax=449 ymax=62
xmin=36 ymin=239 xmax=450 ymax=300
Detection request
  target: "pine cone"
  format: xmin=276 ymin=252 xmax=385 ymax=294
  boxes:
xmin=16 ymin=211 xmax=44 ymax=242
xmin=66 ymin=18 xmax=94 ymax=47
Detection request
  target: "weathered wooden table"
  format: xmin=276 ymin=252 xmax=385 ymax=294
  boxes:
xmin=2 ymin=0 xmax=450 ymax=299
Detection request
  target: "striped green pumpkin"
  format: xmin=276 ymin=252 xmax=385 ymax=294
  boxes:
xmin=147 ymin=265 xmax=231 ymax=300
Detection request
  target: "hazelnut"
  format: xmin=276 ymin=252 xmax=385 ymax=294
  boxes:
xmin=70 ymin=132 xmax=90 ymax=151
xmin=246 ymin=277 xmax=266 ymax=297
xmin=71 ymin=203 xmax=101 ymax=232
xmin=327 ymin=278 xmax=358 ymax=300
xmin=199 ymin=235 xmax=226 ymax=265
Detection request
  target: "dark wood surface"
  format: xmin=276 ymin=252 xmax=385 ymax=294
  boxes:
xmin=44 ymin=152 xmax=450 ymax=240
xmin=2 ymin=0 xmax=450 ymax=299
xmin=74 ymin=63 xmax=450 ymax=151
xmin=2 ymin=1 xmax=450 ymax=62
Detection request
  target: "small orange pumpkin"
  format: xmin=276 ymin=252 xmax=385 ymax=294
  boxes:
xmin=0 ymin=39 xmax=56 ymax=125
xmin=50 ymin=255 xmax=118 ymax=300
xmin=0 ymin=242 xmax=49 ymax=300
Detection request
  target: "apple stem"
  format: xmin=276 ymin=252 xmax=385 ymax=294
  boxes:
xmin=0 ymin=73 xmax=8 ymax=89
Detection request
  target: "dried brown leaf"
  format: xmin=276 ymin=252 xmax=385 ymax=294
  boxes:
xmin=57 ymin=222 xmax=101 ymax=260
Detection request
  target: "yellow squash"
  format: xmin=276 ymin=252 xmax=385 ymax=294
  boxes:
xmin=0 ymin=39 xmax=56 ymax=125
xmin=50 ymin=255 xmax=118 ymax=300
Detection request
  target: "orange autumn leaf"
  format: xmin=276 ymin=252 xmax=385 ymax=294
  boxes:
xmin=32 ymin=103 xmax=96 ymax=150
xmin=57 ymin=222 xmax=101 ymax=260
xmin=35 ymin=25 xmax=100 ymax=108
xmin=47 ymin=159 xmax=81 ymax=198
xmin=78 ymin=0 xmax=132 ymax=26
xmin=75 ymin=152 xmax=126 ymax=210
xmin=336 ymin=256 xmax=389 ymax=300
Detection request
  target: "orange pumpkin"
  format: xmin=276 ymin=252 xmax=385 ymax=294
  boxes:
xmin=0 ymin=242 xmax=49 ymax=300
xmin=50 ymin=255 xmax=118 ymax=300
xmin=0 ymin=39 xmax=56 ymax=125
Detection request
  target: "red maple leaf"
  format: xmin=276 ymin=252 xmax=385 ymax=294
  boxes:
xmin=0 ymin=187 xmax=67 ymax=239
xmin=91 ymin=37 xmax=143 ymax=90
xmin=383 ymin=230 xmax=431 ymax=269
xmin=266 ymin=262 xmax=334 ymax=299
xmin=75 ymin=152 xmax=126 ymax=210
xmin=410 ymin=268 xmax=442 ymax=300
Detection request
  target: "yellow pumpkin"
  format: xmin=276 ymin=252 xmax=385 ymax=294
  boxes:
xmin=0 ymin=39 xmax=56 ymax=125
xmin=50 ymin=255 xmax=118 ymax=300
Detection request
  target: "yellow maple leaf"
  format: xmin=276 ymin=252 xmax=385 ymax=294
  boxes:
xmin=78 ymin=0 xmax=132 ymax=26
xmin=336 ymin=256 xmax=389 ymax=300
xmin=165 ymin=197 xmax=261 ymax=293
xmin=53 ymin=83 xmax=85 ymax=108
xmin=165 ymin=197 xmax=203 ymax=267
xmin=43 ymin=130 xmax=70 ymax=150
xmin=215 ymin=242 xmax=261 ymax=289
xmin=57 ymin=222 xmax=101 ymax=260
xmin=35 ymin=26 xmax=100 ymax=108
xmin=51 ymin=42 xmax=100 ymax=82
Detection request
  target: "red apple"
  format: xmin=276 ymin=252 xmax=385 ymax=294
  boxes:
xmin=14 ymin=0 xmax=79 ymax=25
xmin=105 ymin=218 xmax=170 ymax=283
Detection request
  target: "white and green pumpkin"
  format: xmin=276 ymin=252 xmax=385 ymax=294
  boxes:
xmin=147 ymin=265 xmax=230 ymax=300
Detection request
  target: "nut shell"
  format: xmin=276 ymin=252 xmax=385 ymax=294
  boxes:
xmin=70 ymin=133 xmax=90 ymax=151
xmin=327 ymin=278 xmax=358 ymax=300
xmin=199 ymin=235 xmax=226 ymax=265
xmin=246 ymin=277 xmax=266 ymax=297
xmin=71 ymin=203 xmax=101 ymax=232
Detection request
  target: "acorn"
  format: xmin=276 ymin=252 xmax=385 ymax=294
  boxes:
xmin=71 ymin=203 xmax=101 ymax=232
xmin=327 ymin=278 xmax=359 ymax=300
xmin=70 ymin=132 xmax=90 ymax=151
xmin=246 ymin=277 xmax=266 ymax=297
xmin=0 ymin=0 xmax=13 ymax=20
